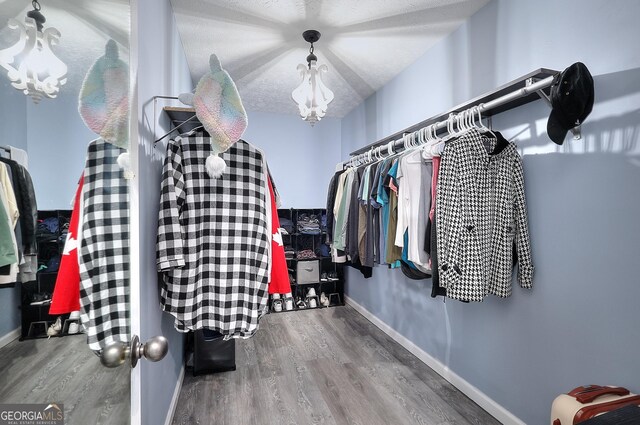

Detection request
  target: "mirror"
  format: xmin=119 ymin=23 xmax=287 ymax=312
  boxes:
xmin=0 ymin=1 xmax=131 ymax=424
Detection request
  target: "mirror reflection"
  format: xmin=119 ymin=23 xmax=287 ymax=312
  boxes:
xmin=0 ymin=1 xmax=131 ymax=424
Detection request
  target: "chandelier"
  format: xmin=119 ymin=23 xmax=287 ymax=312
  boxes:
xmin=0 ymin=0 xmax=67 ymax=103
xmin=291 ymin=30 xmax=334 ymax=126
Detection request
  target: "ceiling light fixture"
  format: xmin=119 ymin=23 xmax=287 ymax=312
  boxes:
xmin=0 ymin=0 xmax=67 ymax=103
xmin=291 ymin=30 xmax=334 ymax=126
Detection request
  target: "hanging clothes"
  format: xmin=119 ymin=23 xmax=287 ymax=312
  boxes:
xmin=267 ymin=176 xmax=291 ymax=295
xmin=436 ymin=128 xmax=533 ymax=302
xmin=0 ymin=169 xmax=19 ymax=278
xmin=79 ymin=139 xmax=130 ymax=351
xmin=157 ymin=131 xmax=271 ymax=338
xmin=333 ymin=168 xmax=355 ymax=253
xmin=385 ymin=159 xmax=402 ymax=266
xmin=395 ymin=150 xmax=432 ymax=273
xmin=374 ymin=158 xmax=393 ymax=265
xmin=0 ymin=161 xmax=21 ymax=284
xmin=50 ymin=174 xmax=83 ymax=315
xmin=325 ymin=170 xmax=342 ymax=246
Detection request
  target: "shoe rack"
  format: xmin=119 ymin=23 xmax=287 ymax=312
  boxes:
xmin=270 ymin=208 xmax=345 ymax=314
xmin=20 ymin=210 xmax=73 ymax=340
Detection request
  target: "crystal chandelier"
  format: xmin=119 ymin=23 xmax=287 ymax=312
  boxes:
xmin=291 ymin=30 xmax=334 ymax=126
xmin=0 ymin=0 xmax=67 ymax=103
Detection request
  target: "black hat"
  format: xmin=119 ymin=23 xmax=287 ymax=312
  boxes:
xmin=547 ymin=62 xmax=594 ymax=145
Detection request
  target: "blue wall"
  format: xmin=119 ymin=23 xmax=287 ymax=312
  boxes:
xmin=341 ymin=1 xmax=640 ymax=424
xmin=26 ymin=90 xmax=97 ymax=210
xmin=135 ymin=1 xmax=193 ymax=424
xmin=243 ymin=110 xmax=341 ymax=208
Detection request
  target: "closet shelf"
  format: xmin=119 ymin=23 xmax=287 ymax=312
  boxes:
xmin=163 ymin=106 xmax=200 ymax=134
xmin=349 ymin=67 xmax=559 ymax=156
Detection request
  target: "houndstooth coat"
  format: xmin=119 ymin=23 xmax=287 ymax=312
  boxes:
xmin=157 ymin=131 xmax=271 ymax=338
xmin=436 ymin=128 xmax=533 ymax=302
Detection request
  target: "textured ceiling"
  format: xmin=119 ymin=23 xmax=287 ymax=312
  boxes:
xmin=170 ymin=0 xmax=490 ymax=118
xmin=0 ymin=0 xmax=130 ymax=94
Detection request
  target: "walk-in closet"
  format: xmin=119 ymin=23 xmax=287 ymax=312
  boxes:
xmin=0 ymin=1 xmax=638 ymax=424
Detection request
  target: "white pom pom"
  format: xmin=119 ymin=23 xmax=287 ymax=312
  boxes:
xmin=206 ymin=154 xmax=226 ymax=178
xmin=117 ymin=152 xmax=135 ymax=180
xmin=117 ymin=152 xmax=130 ymax=170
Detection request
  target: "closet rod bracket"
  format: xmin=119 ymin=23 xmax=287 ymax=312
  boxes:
xmin=526 ymin=77 xmax=581 ymax=140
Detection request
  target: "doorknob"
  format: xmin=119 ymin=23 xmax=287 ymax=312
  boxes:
xmin=100 ymin=335 xmax=169 ymax=368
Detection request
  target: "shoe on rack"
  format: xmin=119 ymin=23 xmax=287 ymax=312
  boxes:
xmin=295 ymin=297 xmax=307 ymax=309
xmin=47 ymin=317 xmax=62 ymax=337
xmin=69 ymin=310 xmax=80 ymax=320
xmin=320 ymin=292 xmax=330 ymax=307
xmin=307 ymin=296 xmax=318 ymax=308
xmin=328 ymin=271 xmax=339 ymax=281
xmin=320 ymin=272 xmax=328 ymax=282
xmin=284 ymin=293 xmax=294 ymax=311
xmin=273 ymin=299 xmax=283 ymax=312
xmin=272 ymin=294 xmax=283 ymax=312
xmin=67 ymin=322 xmax=80 ymax=334
xmin=307 ymin=287 xmax=317 ymax=298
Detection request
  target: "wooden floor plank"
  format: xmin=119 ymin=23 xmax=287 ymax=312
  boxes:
xmin=0 ymin=334 xmax=130 ymax=425
xmin=171 ymin=305 xmax=499 ymax=425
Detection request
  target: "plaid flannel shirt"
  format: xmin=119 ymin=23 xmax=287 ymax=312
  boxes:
xmin=157 ymin=132 xmax=271 ymax=338
xmin=79 ymin=139 xmax=130 ymax=351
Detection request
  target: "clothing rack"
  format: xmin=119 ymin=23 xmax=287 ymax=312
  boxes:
xmin=347 ymin=68 xmax=577 ymax=164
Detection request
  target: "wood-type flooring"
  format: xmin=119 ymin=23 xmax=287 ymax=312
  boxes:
xmin=0 ymin=333 xmax=130 ymax=425
xmin=172 ymin=305 xmax=500 ymax=425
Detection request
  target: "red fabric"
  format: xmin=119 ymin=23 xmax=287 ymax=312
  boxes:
xmin=267 ymin=178 xmax=291 ymax=295
xmin=49 ymin=174 xmax=83 ymax=315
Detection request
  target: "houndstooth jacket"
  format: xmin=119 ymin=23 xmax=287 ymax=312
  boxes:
xmin=436 ymin=128 xmax=533 ymax=302
xmin=157 ymin=131 xmax=271 ymax=338
xmin=79 ymin=139 xmax=130 ymax=351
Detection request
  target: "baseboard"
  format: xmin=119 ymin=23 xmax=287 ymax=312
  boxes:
xmin=0 ymin=328 xmax=20 ymax=350
xmin=164 ymin=363 xmax=186 ymax=425
xmin=344 ymin=295 xmax=525 ymax=425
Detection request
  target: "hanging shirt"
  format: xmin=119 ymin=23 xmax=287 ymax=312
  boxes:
xmin=395 ymin=150 xmax=431 ymax=272
xmin=333 ymin=168 xmax=354 ymax=252
xmin=79 ymin=139 xmax=130 ymax=351
xmin=357 ymin=164 xmax=372 ymax=265
xmin=0 ymin=162 xmax=19 ymax=227
xmin=375 ymin=158 xmax=392 ymax=265
xmin=325 ymin=170 xmax=343 ymax=245
xmin=50 ymin=174 xmax=83 ymax=315
xmin=0 ymin=175 xmax=18 ymax=275
xmin=157 ymin=132 xmax=271 ymax=338
xmin=385 ymin=159 xmax=402 ymax=266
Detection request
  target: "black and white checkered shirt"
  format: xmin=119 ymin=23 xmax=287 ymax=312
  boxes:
xmin=436 ymin=128 xmax=533 ymax=302
xmin=157 ymin=132 xmax=271 ymax=338
xmin=79 ymin=139 xmax=130 ymax=351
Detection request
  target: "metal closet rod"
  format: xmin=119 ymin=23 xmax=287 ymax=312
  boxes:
xmin=347 ymin=74 xmax=557 ymax=165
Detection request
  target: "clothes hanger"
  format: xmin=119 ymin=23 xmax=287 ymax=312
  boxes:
xmin=475 ymin=104 xmax=496 ymax=138
xmin=427 ymin=123 xmax=445 ymax=156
